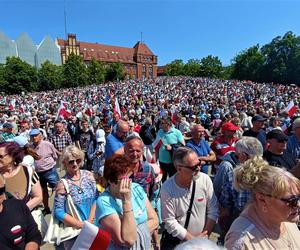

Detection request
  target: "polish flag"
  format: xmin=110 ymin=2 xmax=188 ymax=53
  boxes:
xmin=283 ymin=100 xmax=297 ymax=118
xmin=56 ymin=101 xmax=71 ymax=120
xmin=19 ymin=104 xmax=25 ymax=113
xmin=152 ymin=136 xmax=163 ymax=153
xmin=114 ymin=97 xmax=121 ymax=118
xmin=85 ymin=107 xmax=93 ymax=117
xmin=71 ymin=221 xmax=110 ymax=250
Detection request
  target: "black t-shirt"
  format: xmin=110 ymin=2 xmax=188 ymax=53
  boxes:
xmin=243 ymin=129 xmax=258 ymax=137
xmin=75 ymin=129 xmax=94 ymax=152
xmin=263 ymin=150 xmax=297 ymax=170
xmin=243 ymin=129 xmax=266 ymax=147
xmin=0 ymin=198 xmax=42 ymax=250
xmin=139 ymin=124 xmax=156 ymax=145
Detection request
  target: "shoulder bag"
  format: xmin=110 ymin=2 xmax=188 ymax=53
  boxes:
xmin=44 ymin=178 xmax=82 ymax=245
xmin=160 ymin=180 xmax=196 ymax=250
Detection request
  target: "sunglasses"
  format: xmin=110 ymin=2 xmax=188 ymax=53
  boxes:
xmin=179 ymin=162 xmax=202 ymax=172
xmin=280 ymin=195 xmax=300 ymax=208
xmin=68 ymin=159 xmax=82 ymax=165
xmin=0 ymin=186 xmax=5 ymax=195
xmin=0 ymin=153 xmax=8 ymax=159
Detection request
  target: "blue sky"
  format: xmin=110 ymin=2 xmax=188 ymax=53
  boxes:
xmin=1 ymin=0 xmax=300 ymax=66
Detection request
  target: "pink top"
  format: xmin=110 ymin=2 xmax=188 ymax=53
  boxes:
xmin=34 ymin=140 xmax=58 ymax=172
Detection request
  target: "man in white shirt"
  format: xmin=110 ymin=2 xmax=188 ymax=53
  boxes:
xmin=161 ymin=147 xmax=219 ymax=248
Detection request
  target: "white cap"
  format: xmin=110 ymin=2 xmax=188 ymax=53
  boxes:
xmin=96 ymin=129 xmax=106 ymax=143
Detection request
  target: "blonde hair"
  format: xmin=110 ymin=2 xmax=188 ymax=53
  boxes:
xmin=60 ymin=145 xmax=85 ymax=170
xmin=234 ymin=156 xmax=300 ymax=199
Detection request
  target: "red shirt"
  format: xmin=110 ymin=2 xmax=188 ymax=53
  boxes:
xmin=211 ymin=136 xmax=238 ymax=165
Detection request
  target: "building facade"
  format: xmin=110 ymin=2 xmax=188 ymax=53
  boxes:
xmin=0 ymin=32 xmax=61 ymax=67
xmin=57 ymin=34 xmax=158 ymax=79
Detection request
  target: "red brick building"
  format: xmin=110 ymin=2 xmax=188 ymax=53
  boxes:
xmin=57 ymin=34 xmax=158 ymax=79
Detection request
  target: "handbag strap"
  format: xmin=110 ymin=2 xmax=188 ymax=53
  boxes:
xmin=183 ymin=180 xmax=196 ymax=229
xmin=61 ymin=178 xmax=82 ymax=221
xmin=61 ymin=178 xmax=70 ymax=194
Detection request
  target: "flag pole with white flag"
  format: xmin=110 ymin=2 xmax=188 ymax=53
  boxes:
xmin=114 ymin=97 xmax=121 ymax=118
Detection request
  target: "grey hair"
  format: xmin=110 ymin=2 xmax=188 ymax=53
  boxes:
xmin=172 ymin=147 xmax=196 ymax=167
xmin=235 ymin=136 xmax=263 ymax=157
xmin=125 ymin=135 xmax=144 ymax=145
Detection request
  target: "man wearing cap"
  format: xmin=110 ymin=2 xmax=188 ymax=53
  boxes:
xmin=0 ymin=123 xmax=15 ymax=142
xmin=243 ymin=114 xmax=267 ymax=148
xmin=87 ymin=129 xmax=106 ymax=176
xmin=49 ymin=120 xmax=73 ymax=155
xmin=30 ymin=128 xmax=59 ymax=215
xmin=186 ymin=124 xmax=216 ymax=174
xmin=287 ymin=118 xmax=300 ymax=159
xmin=211 ymin=122 xmax=238 ymax=167
xmin=263 ymin=129 xmax=297 ymax=170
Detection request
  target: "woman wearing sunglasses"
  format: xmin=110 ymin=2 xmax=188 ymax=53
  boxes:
xmin=225 ymin=156 xmax=300 ymax=249
xmin=95 ymin=154 xmax=158 ymax=249
xmin=54 ymin=145 xmax=98 ymax=249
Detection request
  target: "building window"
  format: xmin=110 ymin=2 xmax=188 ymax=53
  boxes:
xmin=142 ymin=64 xmax=146 ymax=72
xmin=149 ymin=65 xmax=153 ymax=79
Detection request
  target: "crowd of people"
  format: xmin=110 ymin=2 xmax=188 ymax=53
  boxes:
xmin=0 ymin=76 xmax=300 ymax=250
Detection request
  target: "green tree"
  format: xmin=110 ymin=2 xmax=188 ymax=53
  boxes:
xmin=222 ymin=65 xmax=234 ymax=80
xmin=199 ymin=55 xmax=223 ymax=78
xmin=86 ymin=58 xmax=106 ymax=85
xmin=183 ymin=59 xmax=201 ymax=77
xmin=37 ymin=60 xmax=63 ymax=91
xmin=231 ymin=45 xmax=265 ymax=82
xmin=105 ymin=62 xmax=125 ymax=81
xmin=0 ymin=64 xmax=7 ymax=93
xmin=261 ymin=31 xmax=300 ymax=84
xmin=3 ymin=57 xmax=37 ymax=94
xmin=165 ymin=59 xmax=185 ymax=76
xmin=62 ymin=53 xmax=87 ymax=88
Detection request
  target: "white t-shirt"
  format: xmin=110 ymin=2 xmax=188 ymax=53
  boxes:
xmin=22 ymin=155 xmax=35 ymax=170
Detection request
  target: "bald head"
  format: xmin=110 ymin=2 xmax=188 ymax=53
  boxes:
xmin=116 ymin=120 xmax=129 ymax=141
xmin=190 ymin=124 xmax=205 ymax=140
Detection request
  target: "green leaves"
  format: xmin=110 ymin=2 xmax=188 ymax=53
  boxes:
xmin=62 ymin=53 xmax=88 ymax=88
xmin=105 ymin=62 xmax=125 ymax=82
xmin=165 ymin=56 xmax=223 ymax=78
xmin=3 ymin=57 xmax=37 ymax=94
xmin=232 ymin=31 xmax=300 ymax=85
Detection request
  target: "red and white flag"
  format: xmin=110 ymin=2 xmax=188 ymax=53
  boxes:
xmin=152 ymin=136 xmax=163 ymax=153
xmin=283 ymin=100 xmax=297 ymax=118
xmin=71 ymin=221 xmax=110 ymax=250
xmin=19 ymin=104 xmax=25 ymax=113
xmin=114 ymin=97 xmax=121 ymax=118
xmin=85 ymin=107 xmax=93 ymax=117
xmin=56 ymin=101 xmax=71 ymax=120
